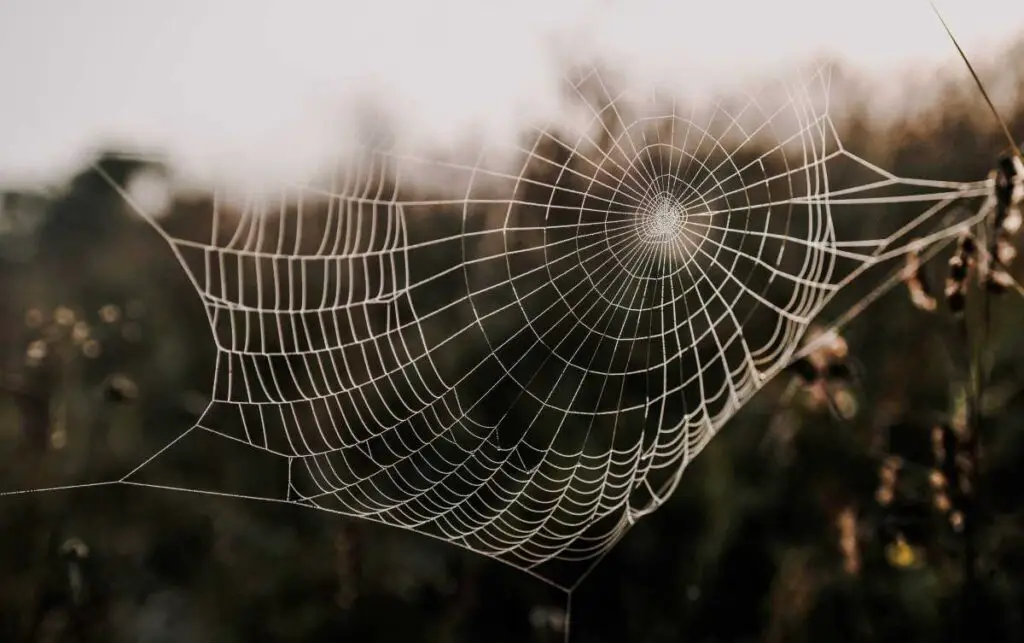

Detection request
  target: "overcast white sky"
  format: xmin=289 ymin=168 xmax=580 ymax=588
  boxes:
xmin=0 ymin=0 xmax=1022 ymax=188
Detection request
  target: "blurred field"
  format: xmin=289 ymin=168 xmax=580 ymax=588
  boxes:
xmin=2 ymin=39 xmax=1024 ymax=643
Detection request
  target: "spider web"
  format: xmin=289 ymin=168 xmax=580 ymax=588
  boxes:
xmin=5 ymin=62 xmax=1002 ymax=591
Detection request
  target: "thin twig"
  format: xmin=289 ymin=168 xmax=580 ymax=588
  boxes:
xmin=928 ymin=1 xmax=1023 ymax=159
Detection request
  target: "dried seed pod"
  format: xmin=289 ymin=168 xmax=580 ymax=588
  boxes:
xmin=959 ymin=232 xmax=977 ymax=258
xmin=985 ymin=154 xmax=1022 ymax=294
xmin=994 ymin=154 xmax=1021 ymax=218
xmin=995 ymin=235 xmax=1017 ymax=265
xmin=787 ymin=329 xmax=859 ymax=421
xmin=54 ymin=306 xmax=75 ymax=326
xmin=909 ymin=285 xmax=938 ymax=311
xmin=880 ymin=466 xmax=897 ymax=486
xmin=876 ymin=486 xmax=894 ymax=506
xmin=945 ymin=278 xmax=966 ymax=316
xmin=1004 ymin=206 xmax=1022 ymax=234
xmin=105 ymin=374 xmax=139 ymax=403
xmin=955 ymin=452 xmax=972 ymax=475
xmin=944 ymin=232 xmax=975 ymax=314
xmin=836 ymin=507 xmax=860 ymax=574
xmin=98 ymin=304 xmax=122 ymax=324
xmin=904 ymin=246 xmax=938 ymax=311
xmin=788 ymin=356 xmax=818 ymax=383
xmin=875 ymin=456 xmax=901 ymax=508
xmin=826 ymin=361 xmax=854 ymax=382
xmin=986 ymin=268 xmax=1014 ymax=294
xmin=931 ymin=425 xmax=946 ymax=463
xmin=885 ymin=455 xmax=903 ymax=471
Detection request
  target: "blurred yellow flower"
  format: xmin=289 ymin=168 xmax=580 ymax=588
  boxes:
xmin=885 ymin=534 xmax=920 ymax=569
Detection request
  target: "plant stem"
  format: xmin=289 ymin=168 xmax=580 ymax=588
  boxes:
xmin=962 ymin=197 xmax=994 ymax=642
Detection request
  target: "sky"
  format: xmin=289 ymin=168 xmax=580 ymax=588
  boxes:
xmin=0 ymin=0 xmax=1022 ymax=189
